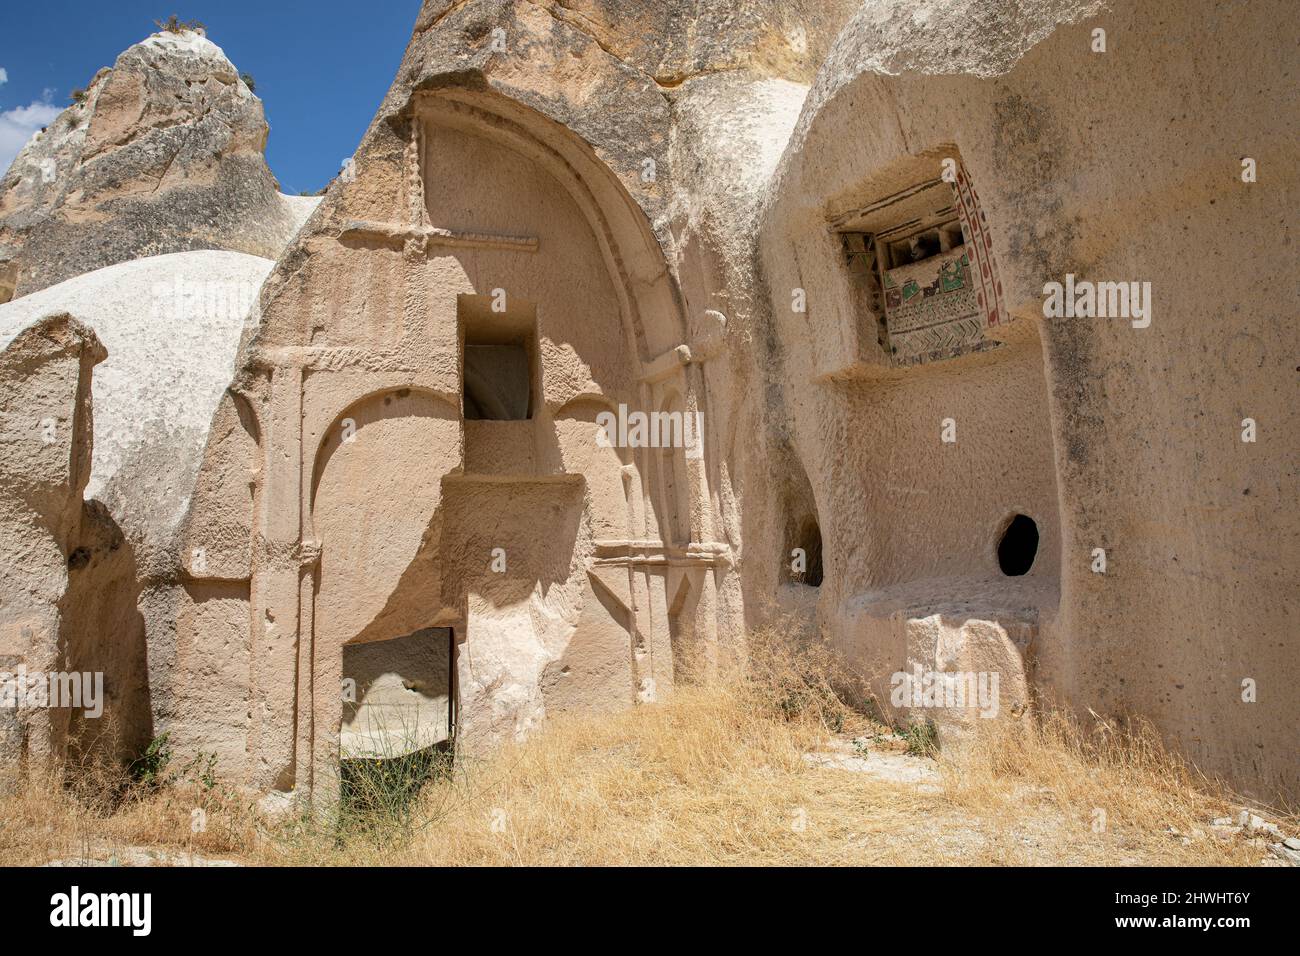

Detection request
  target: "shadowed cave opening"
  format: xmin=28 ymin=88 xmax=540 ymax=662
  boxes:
xmin=460 ymin=294 xmax=537 ymax=421
xmin=793 ymin=518 xmax=824 ymax=587
xmin=998 ymin=514 xmax=1039 ymax=577
xmin=339 ymin=627 xmax=456 ymax=816
xmin=780 ymin=451 xmax=824 ymax=589
xmin=464 ymin=343 xmax=532 ymax=420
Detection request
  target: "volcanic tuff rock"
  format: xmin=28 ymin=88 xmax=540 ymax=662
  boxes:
xmin=0 ymin=1 xmax=1293 ymax=809
xmin=0 ymin=250 xmax=278 ymax=571
xmin=0 ymin=29 xmax=317 ymax=302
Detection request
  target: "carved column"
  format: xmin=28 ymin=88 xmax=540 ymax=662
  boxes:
xmin=248 ymin=363 xmax=303 ymax=792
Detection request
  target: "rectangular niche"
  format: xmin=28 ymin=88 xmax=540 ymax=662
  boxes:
xmin=341 ymin=627 xmax=454 ymax=758
xmin=459 ymin=294 xmax=537 ymax=421
xmin=834 ymin=162 xmax=1007 ymax=367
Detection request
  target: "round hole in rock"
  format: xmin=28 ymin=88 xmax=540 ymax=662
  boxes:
xmin=997 ymin=514 xmax=1038 ymax=576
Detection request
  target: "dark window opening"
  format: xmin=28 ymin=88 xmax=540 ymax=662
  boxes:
xmin=883 ymin=219 xmax=966 ymax=269
xmin=459 ymin=294 xmax=537 ymax=421
xmin=338 ymin=626 xmax=457 ymax=815
xmin=998 ymin=514 xmax=1039 ymax=576
xmin=464 ymin=343 xmax=532 ymax=420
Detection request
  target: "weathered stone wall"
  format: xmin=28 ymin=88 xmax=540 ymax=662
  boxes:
xmin=172 ymin=0 xmax=827 ymax=794
xmin=756 ymin=0 xmax=1298 ymax=801
xmin=0 ymin=1 xmax=1291 ymax=807
xmin=0 ymin=316 xmax=150 ymax=772
xmin=151 ymin=0 xmax=1300 ymax=804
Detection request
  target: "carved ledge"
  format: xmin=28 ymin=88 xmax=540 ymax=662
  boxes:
xmin=338 ymin=220 xmax=539 ymax=253
xmin=592 ymin=539 xmax=733 ymax=568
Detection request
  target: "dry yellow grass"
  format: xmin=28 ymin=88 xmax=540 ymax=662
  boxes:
xmin=0 ymin=638 xmax=1290 ymax=867
xmin=0 ymin=759 xmax=258 ymax=867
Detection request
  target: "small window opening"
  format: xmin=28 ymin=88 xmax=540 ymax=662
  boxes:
xmin=888 ymin=228 xmax=939 ymax=266
xmin=459 ymin=294 xmax=537 ymax=421
xmin=464 ymin=343 xmax=532 ymax=420
xmin=883 ymin=219 xmax=966 ymax=269
xmin=997 ymin=514 xmax=1039 ymax=577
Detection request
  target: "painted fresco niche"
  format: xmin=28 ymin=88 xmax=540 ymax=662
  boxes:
xmin=832 ymin=156 xmax=1007 ymax=369
xmin=817 ymin=151 xmax=1060 ymax=597
xmin=808 ymin=153 xmax=1063 ymax=730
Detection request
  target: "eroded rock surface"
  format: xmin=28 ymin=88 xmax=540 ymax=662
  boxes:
xmin=0 ymin=30 xmax=316 ymax=301
xmin=0 ymin=251 xmax=278 ymax=572
xmin=0 ymin=3 xmax=1293 ymax=813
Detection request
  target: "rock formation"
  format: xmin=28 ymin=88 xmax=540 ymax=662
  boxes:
xmin=0 ymin=29 xmax=316 ymax=302
xmin=0 ymin=26 xmax=312 ymax=773
xmin=0 ymin=3 xmax=1294 ymax=807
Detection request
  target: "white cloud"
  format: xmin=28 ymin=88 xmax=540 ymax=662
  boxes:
xmin=0 ymin=100 xmax=64 ymax=178
xmin=0 ymin=68 xmax=9 ymax=85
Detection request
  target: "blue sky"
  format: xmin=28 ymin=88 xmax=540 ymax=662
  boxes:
xmin=0 ymin=1 xmax=422 ymax=192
